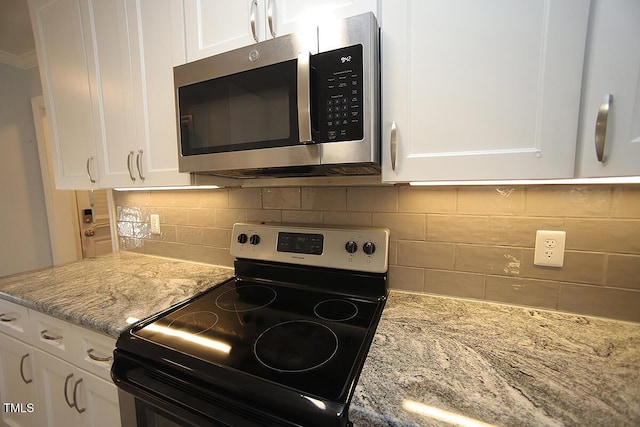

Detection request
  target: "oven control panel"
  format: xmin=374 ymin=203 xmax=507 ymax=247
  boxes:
xmin=231 ymin=223 xmax=389 ymax=273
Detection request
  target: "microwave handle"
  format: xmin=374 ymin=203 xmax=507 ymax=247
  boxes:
xmin=297 ymin=52 xmax=313 ymax=143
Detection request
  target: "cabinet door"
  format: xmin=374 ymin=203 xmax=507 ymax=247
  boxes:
xmin=184 ymin=0 xmax=261 ymax=61
xmin=33 ymin=349 xmax=120 ymax=427
xmin=28 ymin=0 xmax=100 ymax=189
xmin=81 ymin=372 xmax=121 ymax=427
xmin=381 ymin=0 xmax=590 ymax=182
xmin=86 ymin=0 xmax=140 ymax=188
xmin=270 ymin=0 xmax=377 ymax=40
xmin=32 ymin=349 xmax=80 ymax=427
xmin=0 ymin=334 xmax=40 ymax=427
xmin=127 ymin=0 xmax=191 ymax=187
xmin=576 ymin=0 xmax=640 ymax=177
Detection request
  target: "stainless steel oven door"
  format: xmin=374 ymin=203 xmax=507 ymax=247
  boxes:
xmin=174 ymin=33 xmax=319 ymax=174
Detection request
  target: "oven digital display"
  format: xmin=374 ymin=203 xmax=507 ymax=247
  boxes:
xmin=277 ymin=232 xmax=323 ymax=255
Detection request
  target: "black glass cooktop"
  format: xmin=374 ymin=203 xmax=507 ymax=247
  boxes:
xmin=132 ymin=277 xmax=383 ymax=400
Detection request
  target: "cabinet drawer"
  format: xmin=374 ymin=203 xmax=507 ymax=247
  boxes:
xmin=29 ymin=310 xmax=74 ymax=360
xmin=71 ymin=326 xmax=115 ymax=381
xmin=0 ymin=299 xmax=31 ymax=344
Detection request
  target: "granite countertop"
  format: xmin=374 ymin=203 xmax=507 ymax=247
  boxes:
xmin=0 ymin=252 xmax=234 ymax=337
xmin=1 ymin=254 xmax=639 ymax=426
xmin=352 ymin=292 xmax=640 ymax=427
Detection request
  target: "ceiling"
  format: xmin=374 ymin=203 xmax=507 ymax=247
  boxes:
xmin=0 ymin=0 xmax=37 ymax=68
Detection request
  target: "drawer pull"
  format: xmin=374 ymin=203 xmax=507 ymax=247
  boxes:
xmin=41 ymin=330 xmax=63 ymax=341
xmin=73 ymin=378 xmax=86 ymax=414
xmin=87 ymin=348 xmax=113 ymax=362
xmin=0 ymin=313 xmax=17 ymax=322
xmin=20 ymin=354 xmax=33 ymax=384
xmin=64 ymin=374 xmax=75 ymax=408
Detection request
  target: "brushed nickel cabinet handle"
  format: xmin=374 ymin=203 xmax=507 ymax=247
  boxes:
xmin=595 ymin=94 xmax=613 ymax=163
xmin=127 ymin=151 xmax=137 ymax=181
xmin=0 ymin=313 xmax=17 ymax=322
xmin=86 ymin=156 xmax=96 ymax=183
xmin=267 ymin=0 xmax=275 ymax=38
xmin=87 ymin=348 xmax=113 ymax=362
xmin=250 ymin=0 xmax=258 ymax=42
xmin=20 ymin=353 xmax=33 ymax=384
xmin=390 ymin=121 xmax=398 ymax=171
xmin=73 ymin=378 xmax=86 ymax=413
xmin=64 ymin=373 xmax=75 ymax=408
xmin=136 ymin=150 xmax=145 ymax=181
xmin=40 ymin=329 xmax=63 ymax=340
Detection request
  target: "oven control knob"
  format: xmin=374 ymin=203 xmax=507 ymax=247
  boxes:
xmin=249 ymin=234 xmax=261 ymax=245
xmin=345 ymin=241 xmax=358 ymax=254
xmin=237 ymin=233 xmax=248 ymax=244
xmin=363 ymin=241 xmax=376 ymax=255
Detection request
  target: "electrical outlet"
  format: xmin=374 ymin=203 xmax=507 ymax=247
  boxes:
xmin=150 ymin=214 xmax=161 ymax=235
xmin=534 ymin=230 xmax=566 ymax=267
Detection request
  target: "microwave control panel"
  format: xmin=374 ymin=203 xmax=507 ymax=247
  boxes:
xmin=313 ymin=44 xmax=364 ymax=143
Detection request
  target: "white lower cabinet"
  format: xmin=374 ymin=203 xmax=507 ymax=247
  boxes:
xmin=0 ymin=334 xmax=38 ymax=427
xmin=32 ymin=349 xmax=120 ymax=427
xmin=0 ymin=301 xmax=120 ymax=427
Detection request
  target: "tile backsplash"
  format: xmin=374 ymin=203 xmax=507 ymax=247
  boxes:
xmin=115 ymin=185 xmax=640 ymax=322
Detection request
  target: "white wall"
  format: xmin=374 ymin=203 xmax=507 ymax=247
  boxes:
xmin=0 ymin=63 xmax=52 ymax=276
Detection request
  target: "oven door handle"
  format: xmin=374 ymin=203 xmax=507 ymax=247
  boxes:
xmin=297 ymin=52 xmax=313 ymax=144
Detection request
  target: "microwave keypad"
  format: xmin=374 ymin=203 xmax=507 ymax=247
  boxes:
xmin=314 ymin=45 xmax=364 ymax=143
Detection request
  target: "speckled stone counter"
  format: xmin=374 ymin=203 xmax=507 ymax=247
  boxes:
xmin=0 ymin=252 xmax=234 ymax=337
xmin=2 ymin=256 xmax=639 ymax=426
xmin=351 ymin=291 xmax=640 ymax=427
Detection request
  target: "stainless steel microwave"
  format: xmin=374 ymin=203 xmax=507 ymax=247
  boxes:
xmin=174 ymin=13 xmax=379 ymax=178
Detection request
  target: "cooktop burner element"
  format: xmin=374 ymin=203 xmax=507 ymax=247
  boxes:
xmin=254 ymin=320 xmax=339 ymax=372
xmin=113 ymin=223 xmax=389 ymax=427
xmin=215 ymin=284 xmax=277 ymax=312
xmin=315 ymin=299 xmax=359 ymax=322
xmin=167 ymin=311 xmax=218 ymax=335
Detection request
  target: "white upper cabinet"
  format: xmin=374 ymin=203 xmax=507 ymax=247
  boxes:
xmin=183 ymin=0 xmax=377 ymax=62
xmin=29 ymin=0 xmax=100 ymax=189
xmin=184 ymin=0 xmax=258 ymax=61
xmin=95 ymin=0 xmax=190 ymax=187
xmin=85 ymin=0 xmax=139 ymax=188
xmin=30 ymin=0 xmax=189 ymax=189
xmin=575 ymin=0 xmax=640 ymax=178
xmin=381 ymin=0 xmax=591 ymax=183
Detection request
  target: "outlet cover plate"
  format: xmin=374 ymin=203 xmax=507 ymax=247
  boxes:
xmin=150 ymin=214 xmax=161 ymax=235
xmin=534 ymin=230 xmax=566 ymax=267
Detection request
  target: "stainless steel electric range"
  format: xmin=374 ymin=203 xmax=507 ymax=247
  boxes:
xmin=112 ymin=223 xmax=389 ymax=427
